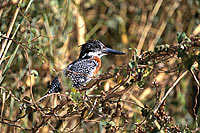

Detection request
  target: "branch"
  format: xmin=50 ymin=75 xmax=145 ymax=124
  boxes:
xmin=153 ymin=70 xmax=188 ymax=114
xmin=0 ymin=120 xmax=32 ymax=131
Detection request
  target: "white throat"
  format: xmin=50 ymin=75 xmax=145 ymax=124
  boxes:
xmin=82 ymin=51 xmax=107 ymax=58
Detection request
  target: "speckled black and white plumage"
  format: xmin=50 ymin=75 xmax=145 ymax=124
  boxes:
xmin=45 ymin=76 xmax=62 ymax=95
xmin=45 ymin=58 xmax=99 ymax=95
xmin=44 ymin=40 xmax=125 ymax=95
xmin=64 ymin=58 xmax=99 ymax=88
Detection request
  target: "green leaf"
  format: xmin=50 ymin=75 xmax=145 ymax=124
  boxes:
xmin=70 ymin=88 xmax=81 ymax=103
xmin=109 ymin=121 xmax=116 ymax=126
xmin=31 ymin=70 xmax=39 ymax=77
xmin=128 ymin=61 xmax=134 ymax=68
xmin=177 ymin=32 xmax=191 ymax=44
xmin=100 ymin=120 xmax=108 ymax=126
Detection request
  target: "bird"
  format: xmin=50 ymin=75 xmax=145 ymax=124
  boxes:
xmin=45 ymin=40 xmax=125 ymax=95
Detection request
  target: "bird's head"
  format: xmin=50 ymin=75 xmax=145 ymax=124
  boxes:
xmin=79 ymin=40 xmax=125 ymax=59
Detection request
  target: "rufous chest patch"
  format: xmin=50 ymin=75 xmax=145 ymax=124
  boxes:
xmin=91 ymin=56 xmax=101 ymax=75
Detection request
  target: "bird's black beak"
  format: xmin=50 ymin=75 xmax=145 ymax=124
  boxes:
xmin=104 ymin=48 xmax=126 ymax=55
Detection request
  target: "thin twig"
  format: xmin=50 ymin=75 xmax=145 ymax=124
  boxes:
xmin=68 ymin=98 xmax=98 ymax=132
xmin=153 ymin=70 xmax=188 ymax=114
xmin=24 ymin=50 xmax=45 ymax=116
xmin=0 ymin=120 xmax=32 ymax=131
xmin=120 ymin=99 xmax=143 ymax=109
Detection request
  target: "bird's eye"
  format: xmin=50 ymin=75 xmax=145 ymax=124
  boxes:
xmin=95 ymin=44 xmax=101 ymax=49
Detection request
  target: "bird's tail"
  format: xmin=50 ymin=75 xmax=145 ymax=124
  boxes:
xmin=39 ymin=76 xmax=62 ymax=102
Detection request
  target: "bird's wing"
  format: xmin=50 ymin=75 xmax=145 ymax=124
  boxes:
xmin=44 ymin=59 xmax=99 ymax=95
xmin=65 ymin=59 xmax=99 ymax=88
